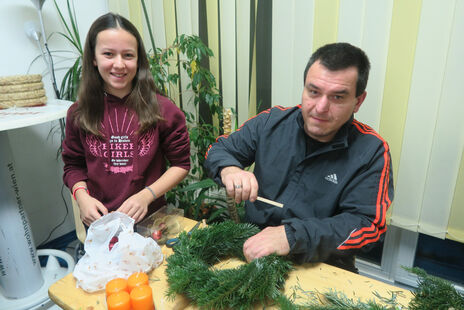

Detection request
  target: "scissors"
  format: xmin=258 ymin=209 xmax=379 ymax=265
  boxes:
xmin=165 ymin=221 xmax=201 ymax=248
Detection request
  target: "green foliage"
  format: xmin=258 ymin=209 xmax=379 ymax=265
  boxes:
xmin=274 ymin=267 xmax=464 ymax=310
xmin=165 ymin=221 xmax=293 ymax=309
xmin=274 ymin=287 xmax=403 ymax=310
xmin=407 ymin=267 xmax=464 ymax=310
xmin=166 ymin=177 xmax=230 ymax=222
xmin=53 ymin=0 xmax=83 ymax=101
xmin=141 ymin=0 xmax=228 ymax=221
xmin=146 ymin=34 xmax=222 ymax=171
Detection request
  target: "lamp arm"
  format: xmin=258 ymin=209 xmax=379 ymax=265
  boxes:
xmin=37 ymin=8 xmax=60 ymax=99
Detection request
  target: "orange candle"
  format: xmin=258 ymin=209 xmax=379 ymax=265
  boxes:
xmin=107 ymin=291 xmax=131 ymax=310
xmin=130 ymin=285 xmax=155 ymax=310
xmin=127 ymin=272 xmax=149 ymax=292
xmin=106 ymin=278 xmax=129 ymax=297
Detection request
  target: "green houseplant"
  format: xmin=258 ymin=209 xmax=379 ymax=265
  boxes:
xmin=53 ymin=0 xmax=83 ymax=102
xmin=140 ymin=0 xmax=234 ymax=222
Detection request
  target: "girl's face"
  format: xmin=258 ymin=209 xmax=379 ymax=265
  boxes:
xmin=93 ymin=28 xmax=138 ymax=98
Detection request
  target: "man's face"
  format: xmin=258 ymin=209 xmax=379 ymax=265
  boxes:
xmin=301 ymin=60 xmax=366 ymax=142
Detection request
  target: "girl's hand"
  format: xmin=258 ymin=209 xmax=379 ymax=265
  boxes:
xmin=76 ymin=195 xmax=108 ymax=226
xmin=117 ymin=190 xmax=152 ymax=223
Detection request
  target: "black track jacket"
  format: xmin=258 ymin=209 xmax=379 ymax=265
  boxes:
xmin=204 ymin=105 xmax=393 ymax=265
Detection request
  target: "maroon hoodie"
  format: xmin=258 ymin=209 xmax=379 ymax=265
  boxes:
xmin=62 ymin=93 xmax=190 ymax=213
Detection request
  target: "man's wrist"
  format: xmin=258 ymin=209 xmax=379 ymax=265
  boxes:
xmin=283 ymin=224 xmax=296 ymax=251
xmin=220 ymin=166 xmax=241 ymax=178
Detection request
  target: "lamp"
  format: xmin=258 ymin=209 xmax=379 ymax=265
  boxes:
xmin=27 ymin=0 xmax=66 ymax=144
xmin=28 ymin=0 xmax=60 ymax=99
xmin=24 ymin=20 xmax=51 ymax=75
xmin=24 ymin=21 xmax=41 ymax=42
xmin=30 ymin=0 xmax=46 ymax=10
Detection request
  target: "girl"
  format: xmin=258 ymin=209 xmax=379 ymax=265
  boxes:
xmin=62 ymin=13 xmax=190 ymax=226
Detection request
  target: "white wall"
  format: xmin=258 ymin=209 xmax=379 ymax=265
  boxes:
xmin=0 ymin=0 xmax=108 ymax=246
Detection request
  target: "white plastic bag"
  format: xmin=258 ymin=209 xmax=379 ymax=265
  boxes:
xmin=73 ymin=212 xmax=163 ymax=292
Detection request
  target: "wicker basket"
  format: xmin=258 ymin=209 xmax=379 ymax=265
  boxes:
xmin=0 ymin=74 xmax=47 ymax=109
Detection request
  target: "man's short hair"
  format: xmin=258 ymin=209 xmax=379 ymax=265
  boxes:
xmin=303 ymin=43 xmax=370 ymax=97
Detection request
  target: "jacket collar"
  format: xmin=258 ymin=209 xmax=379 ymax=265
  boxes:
xmin=329 ymin=115 xmax=353 ymax=150
xmin=297 ymin=111 xmax=353 ymax=154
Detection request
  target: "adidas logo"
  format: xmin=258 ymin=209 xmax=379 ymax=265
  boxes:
xmin=325 ymin=173 xmax=338 ymax=184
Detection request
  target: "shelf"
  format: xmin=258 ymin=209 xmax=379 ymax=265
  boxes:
xmin=0 ymin=99 xmax=73 ymax=132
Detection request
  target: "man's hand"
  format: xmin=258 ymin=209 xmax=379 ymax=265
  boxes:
xmin=76 ymin=195 xmax=108 ymax=226
xmin=221 ymin=166 xmax=259 ymax=203
xmin=117 ymin=189 xmax=152 ymax=223
xmin=243 ymin=225 xmax=290 ymax=262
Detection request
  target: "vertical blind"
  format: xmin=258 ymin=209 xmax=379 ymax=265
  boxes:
xmin=108 ymin=0 xmax=464 ymax=243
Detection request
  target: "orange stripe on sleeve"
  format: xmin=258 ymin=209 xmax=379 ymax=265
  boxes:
xmin=337 ymin=226 xmax=387 ymax=250
xmin=204 ymin=144 xmax=213 ymax=159
xmin=204 ymin=106 xmax=297 ymax=159
xmin=337 ymin=119 xmax=392 ymax=250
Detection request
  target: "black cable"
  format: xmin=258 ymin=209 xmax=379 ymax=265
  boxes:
xmin=44 ymin=42 xmax=61 ymax=100
xmin=38 ymin=182 xmax=69 ymax=248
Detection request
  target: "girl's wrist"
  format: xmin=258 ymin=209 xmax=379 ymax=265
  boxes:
xmin=144 ymin=186 xmax=157 ymax=202
xmin=73 ymin=186 xmax=89 ymax=200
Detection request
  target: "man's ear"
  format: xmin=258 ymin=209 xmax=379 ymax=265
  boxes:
xmin=353 ymin=91 xmax=367 ymax=113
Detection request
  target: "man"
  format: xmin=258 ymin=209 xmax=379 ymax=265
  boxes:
xmin=204 ymin=42 xmax=393 ymax=272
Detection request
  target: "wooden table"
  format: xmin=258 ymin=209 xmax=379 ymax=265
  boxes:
xmin=49 ymin=217 xmax=413 ymax=309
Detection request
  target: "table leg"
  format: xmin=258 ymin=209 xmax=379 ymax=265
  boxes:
xmin=0 ymin=131 xmax=44 ymax=298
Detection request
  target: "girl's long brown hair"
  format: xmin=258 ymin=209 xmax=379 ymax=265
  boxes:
xmin=76 ymin=13 xmax=163 ymax=136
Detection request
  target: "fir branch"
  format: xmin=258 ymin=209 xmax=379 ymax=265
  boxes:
xmin=406 ymin=267 xmax=464 ymax=310
xmin=165 ymin=221 xmax=292 ymax=309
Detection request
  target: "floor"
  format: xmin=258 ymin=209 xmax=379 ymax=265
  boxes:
xmin=41 ymin=239 xmax=82 ymax=309
xmin=65 ymin=238 xmax=83 ymax=262
xmin=35 ymin=299 xmax=62 ymax=310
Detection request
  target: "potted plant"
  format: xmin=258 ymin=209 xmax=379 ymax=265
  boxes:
xmin=140 ymin=1 xmax=235 ymax=222
xmin=52 ymin=0 xmax=83 ymax=102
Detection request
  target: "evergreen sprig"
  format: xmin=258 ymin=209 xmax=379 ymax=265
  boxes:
xmin=407 ymin=267 xmax=464 ymax=310
xmin=165 ymin=221 xmax=293 ymax=309
xmin=274 ymin=267 xmax=464 ymax=310
xmin=274 ymin=287 xmax=402 ymax=310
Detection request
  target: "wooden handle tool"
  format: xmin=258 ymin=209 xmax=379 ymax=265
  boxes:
xmin=256 ymin=196 xmax=284 ymax=208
